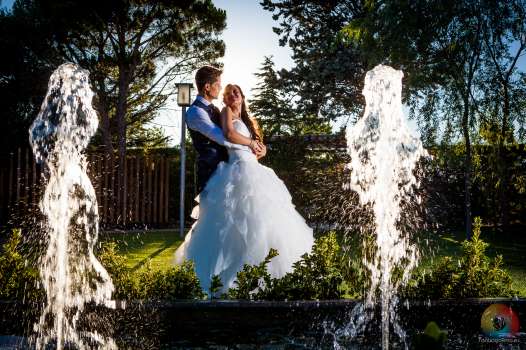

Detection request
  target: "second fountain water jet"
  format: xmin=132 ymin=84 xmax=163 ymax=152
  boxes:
xmin=343 ymin=64 xmax=428 ymax=349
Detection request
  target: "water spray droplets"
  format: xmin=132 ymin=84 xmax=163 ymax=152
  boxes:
xmin=345 ymin=65 xmax=428 ymax=349
xmin=29 ymin=63 xmax=116 ymax=350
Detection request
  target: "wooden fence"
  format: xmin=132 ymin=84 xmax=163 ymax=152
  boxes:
xmin=0 ymin=135 xmax=346 ymax=229
xmin=0 ymin=148 xmax=185 ymax=228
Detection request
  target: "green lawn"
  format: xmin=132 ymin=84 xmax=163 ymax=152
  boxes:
xmin=100 ymin=227 xmax=526 ymax=296
xmin=100 ymin=230 xmax=183 ymax=271
xmin=417 ymin=228 xmax=526 ymax=296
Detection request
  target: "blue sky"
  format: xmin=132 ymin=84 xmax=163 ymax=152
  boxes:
xmin=157 ymin=0 xmax=295 ymax=144
xmin=214 ymin=0 xmax=294 ymax=97
xmin=0 ymin=0 xmax=14 ymax=8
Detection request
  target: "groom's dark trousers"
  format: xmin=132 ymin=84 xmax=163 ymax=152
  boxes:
xmin=186 ymin=100 xmax=228 ymax=194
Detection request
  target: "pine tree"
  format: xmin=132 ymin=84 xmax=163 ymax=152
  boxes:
xmin=250 ymin=56 xmax=289 ymax=138
xmin=250 ymin=56 xmax=331 ymax=138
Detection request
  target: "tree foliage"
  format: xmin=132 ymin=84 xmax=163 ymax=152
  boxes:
xmin=260 ymin=0 xmax=368 ymax=125
xmin=250 ymin=56 xmax=331 ymax=138
xmin=262 ymin=0 xmax=526 ymax=234
xmin=0 ymin=0 xmax=226 ymax=154
xmin=0 ymin=0 xmax=227 ymax=221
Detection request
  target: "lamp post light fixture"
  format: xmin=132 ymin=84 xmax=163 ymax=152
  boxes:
xmin=176 ymin=83 xmax=193 ymax=238
xmin=176 ymin=83 xmax=192 ymax=107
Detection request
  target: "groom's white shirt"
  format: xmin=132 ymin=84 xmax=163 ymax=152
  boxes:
xmin=185 ymin=95 xmax=241 ymax=149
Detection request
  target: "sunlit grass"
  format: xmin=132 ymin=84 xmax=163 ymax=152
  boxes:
xmin=419 ymin=228 xmax=526 ymax=296
xmin=100 ymin=230 xmax=183 ymax=271
xmin=101 ymin=226 xmax=526 ymax=296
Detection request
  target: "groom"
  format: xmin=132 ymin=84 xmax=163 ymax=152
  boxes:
xmin=186 ymin=65 xmax=265 ymax=193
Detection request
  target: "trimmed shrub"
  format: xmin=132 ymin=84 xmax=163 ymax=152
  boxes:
xmin=0 ymin=229 xmax=43 ymax=301
xmin=227 ymin=249 xmax=278 ymax=300
xmin=227 ymin=232 xmax=359 ymax=300
xmin=97 ymin=242 xmax=204 ymax=300
xmin=1 ymin=223 xmax=517 ymax=302
xmin=403 ymin=217 xmax=516 ymax=299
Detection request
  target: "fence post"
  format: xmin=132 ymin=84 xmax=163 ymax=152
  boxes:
xmin=164 ymin=157 xmax=169 ymax=224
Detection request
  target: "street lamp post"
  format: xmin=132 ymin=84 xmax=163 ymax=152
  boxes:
xmin=176 ymin=83 xmax=193 ymax=238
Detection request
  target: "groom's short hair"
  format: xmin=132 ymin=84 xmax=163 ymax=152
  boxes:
xmin=195 ymin=65 xmax=222 ymax=94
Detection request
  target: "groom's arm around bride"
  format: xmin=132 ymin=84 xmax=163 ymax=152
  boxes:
xmin=184 ymin=65 xmax=264 ymax=193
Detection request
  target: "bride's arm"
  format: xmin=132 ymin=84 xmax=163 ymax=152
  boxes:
xmin=220 ymin=106 xmax=257 ymax=148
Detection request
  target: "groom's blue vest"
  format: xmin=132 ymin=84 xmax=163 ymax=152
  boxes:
xmin=187 ymin=100 xmax=228 ymax=193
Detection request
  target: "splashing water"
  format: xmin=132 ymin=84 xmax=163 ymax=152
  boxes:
xmin=29 ymin=63 xmax=116 ymax=349
xmin=343 ymin=65 xmax=427 ymax=349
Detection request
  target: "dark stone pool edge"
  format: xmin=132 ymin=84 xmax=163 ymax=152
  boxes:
xmin=1 ymin=298 xmax=525 ymax=348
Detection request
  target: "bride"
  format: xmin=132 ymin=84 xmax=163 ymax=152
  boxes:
xmin=175 ymin=84 xmax=314 ymax=294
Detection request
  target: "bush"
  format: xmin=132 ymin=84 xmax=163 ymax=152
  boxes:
xmin=1 ymin=223 xmax=517 ymax=302
xmin=227 ymin=249 xmax=278 ymax=300
xmin=412 ymin=321 xmax=447 ymax=350
xmin=97 ymin=242 xmax=204 ymax=300
xmin=209 ymin=274 xmax=224 ymax=299
xmin=0 ymin=229 xmax=43 ymax=301
xmin=403 ymin=217 xmax=516 ymax=299
xmin=146 ymin=261 xmax=205 ymax=300
xmin=227 ymin=232 xmax=359 ymax=300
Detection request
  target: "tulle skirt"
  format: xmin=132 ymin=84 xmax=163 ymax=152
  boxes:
xmin=174 ymin=157 xmax=314 ymax=293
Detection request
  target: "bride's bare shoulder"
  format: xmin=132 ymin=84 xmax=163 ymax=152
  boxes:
xmin=221 ymin=106 xmax=235 ymax=116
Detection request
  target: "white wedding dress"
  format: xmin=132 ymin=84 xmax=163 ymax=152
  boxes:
xmin=174 ymin=119 xmax=314 ymax=293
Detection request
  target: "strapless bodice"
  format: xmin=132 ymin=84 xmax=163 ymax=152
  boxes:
xmin=228 ymin=119 xmax=257 ymax=163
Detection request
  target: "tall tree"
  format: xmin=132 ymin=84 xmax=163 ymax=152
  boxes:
xmin=344 ymin=0 xmax=487 ymax=236
xmin=340 ymin=0 xmax=526 ymax=235
xmin=250 ymin=56 xmax=331 ymax=138
xmin=0 ymin=0 xmax=226 ymax=219
xmin=263 ymin=0 xmax=526 ymax=235
xmin=27 ymin=0 xmax=223 ymax=152
xmin=0 ymin=2 xmax=61 ymax=151
xmin=250 ymin=56 xmax=289 ymax=137
xmin=260 ymin=0 xmax=367 ymax=124
xmin=477 ymin=0 xmax=526 ymax=230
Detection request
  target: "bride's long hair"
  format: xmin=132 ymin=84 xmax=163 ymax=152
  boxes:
xmin=223 ymin=84 xmax=262 ymax=142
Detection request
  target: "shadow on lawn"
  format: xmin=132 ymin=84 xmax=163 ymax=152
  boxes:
xmin=129 ymin=240 xmax=176 ymax=272
xmin=100 ymin=230 xmax=183 ymax=271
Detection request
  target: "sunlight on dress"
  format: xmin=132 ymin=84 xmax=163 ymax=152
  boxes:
xmin=174 ymin=119 xmax=314 ymax=293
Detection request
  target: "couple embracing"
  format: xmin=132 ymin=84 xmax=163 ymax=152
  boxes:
xmin=174 ymin=66 xmax=314 ymax=294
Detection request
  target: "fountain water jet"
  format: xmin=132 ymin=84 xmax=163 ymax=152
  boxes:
xmin=343 ymin=65 xmax=427 ymax=349
xmin=29 ymin=63 xmax=116 ymax=349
